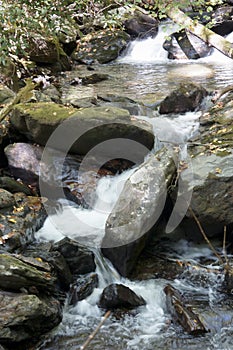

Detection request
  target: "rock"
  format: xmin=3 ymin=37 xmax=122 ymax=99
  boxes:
xmin=175 ymin=91 xmax=233 ymax=237
xmin=27 ymin=34 xmax=71 ymax=71
xmin=124 ymin=11 xmax=158 ymax=39
xmin=24 ymin=244 xmax=73 ymax=291
xmin=97 ymin=94 xmax=141 ymax=115
xmin=159 ymin=83 xmax=208 ymax=114
xmin=0 ymin=176 xmax=33 ymax=196
xmin=71 ymin=29 xmax=130 ymax=64
xmin=10 ymin=103 xmax=154 ymax=155
xmin=101 ymin=147 xmax=177 ymax=277
xmin=52 ymin=237 xmax=96 ymax=276
xmin=0 ymin=291 xmax=61 ymax=344
xmin=163 ymin=31 xmax=212 ymax=60
xmin=211 ymin=6 xmax=233 ymax=36
xmin=164 ymin=284 xmax=207 ymax=335
xmin=77 ymin=73 xmax=109 ymax=85
xmin=0 ymin=189 xmax=15 ymax=209
xmin=0 ymin=84 xmax=15 ymax=104
xmin=0 ymin=194 xmax=47 ymax=252
xmin=0 ymin=253 xmax=56 ymax=293
xmin=68 ymin=273 xmax=98 ymax=305
xmin=99 ymin=283 xmax=146 ymax=310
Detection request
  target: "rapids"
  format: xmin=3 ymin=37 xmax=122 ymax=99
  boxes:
xmin=35 ymin=26 xmax=233 ymax=350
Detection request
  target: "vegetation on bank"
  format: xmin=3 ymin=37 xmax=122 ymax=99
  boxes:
xmin=0 ymin=0 xmax=226 ymax=66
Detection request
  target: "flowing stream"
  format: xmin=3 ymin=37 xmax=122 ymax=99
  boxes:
xmin=35 ymin=28 xmax=233 ymax=349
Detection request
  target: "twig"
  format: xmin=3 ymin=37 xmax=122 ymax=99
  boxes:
xmin=189 ymin=207 xmax=224 ymax=265
xmin=80 ymin=310 xmax=111 ymax=350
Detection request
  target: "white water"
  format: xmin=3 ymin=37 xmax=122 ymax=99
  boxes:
xmin=119 ymin=23 xmax=177 ymax=63
xmin=35 ymin=168 xmax=135 ymax=246
xmin=36 ymin=27 xmax=233 ymax=349
xmin=119 ymin=23 xmax=233 ymax=65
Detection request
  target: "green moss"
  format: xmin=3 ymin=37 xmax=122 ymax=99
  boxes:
xmin=14 ymin=102 xmax=76 ymax=123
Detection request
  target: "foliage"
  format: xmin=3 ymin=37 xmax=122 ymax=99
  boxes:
xmin=0 ymin=0 xmax=226 ymax=66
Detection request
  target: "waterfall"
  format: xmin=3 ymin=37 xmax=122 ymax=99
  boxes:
xmin=35 ymin=167 xmax=135 ymax=247
xmin=118 ymin=22 xmax=177 ymax=63
xmin=119 ymin=22 xmax=233 ymax=65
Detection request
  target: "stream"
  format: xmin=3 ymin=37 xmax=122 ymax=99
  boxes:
xmin=35 ymin=27 xmax=233 ymax=350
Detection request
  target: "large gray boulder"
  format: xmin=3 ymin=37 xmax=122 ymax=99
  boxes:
xmin=10 ymin=103 xmax=154 ymax=155
xmin=175 ymin=91 xmax=233 ymax=237
xmin=101 ymin=147 xmax=177 ymax=277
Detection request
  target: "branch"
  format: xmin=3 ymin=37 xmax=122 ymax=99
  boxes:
xmin=189 ymin=207 xmax=224 ymax=265
xmin=80 ymin=310 xmax=111 ymax=350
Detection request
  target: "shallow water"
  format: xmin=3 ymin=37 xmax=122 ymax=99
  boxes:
xmin=35 ymin=29 xmax=233 ymax=350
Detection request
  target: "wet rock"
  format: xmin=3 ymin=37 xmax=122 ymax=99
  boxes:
xmin=159 ymin=83 xmax=208 ymax=114
xmin=102 ymin=147 xmax=177 ymax=277
xmin=0 ymin=292 xmax=61 ymax=344
xmin=0 ymin=176 xmax=32 ymax=196
xmin=178 ymin=93 xmax=233 ymax=236
xmin=0 ymin=253 xmax=56 ymax=293
xmin=0 ymin=194 xmax=47 ymax=252
xmin=52 ymin=237 xmax=96 ymax=276
xmin=24 ymin=244 xmax=73 ymax=291
xmin=10 ymin=103 xmax=154 ymax=155
xmin=0 ymin=189 xmax=15 ymax=209
xmin=99 ymin=283 xmax=146 ymax=310
xmin=163 ymin=31 xmax=212 ymax=60
xmin=97 ymin=94 xmax=141 ymax=115
xmin=71 ymin=29 xmax=130 ymax=64
xmin=124 ymin=11 xmax=158 ymax=39
xmin=70 ymin=73 xmax=109 ymax=86
xmin=68 ymin=273 xmax=98 ymax=305
xmin=164 ymin=284 xmax=207 ymax=335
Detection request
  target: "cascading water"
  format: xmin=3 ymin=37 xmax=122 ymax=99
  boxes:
xmin=35 ymin=24 xmax=233 ymax=350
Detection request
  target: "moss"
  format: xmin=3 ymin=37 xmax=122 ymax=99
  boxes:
xmin=13 ymin=102 xmax=77 ymax=123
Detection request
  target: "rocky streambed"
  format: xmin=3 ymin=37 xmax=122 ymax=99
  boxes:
xmin=1 ymin=10 xmax=233 ymax=349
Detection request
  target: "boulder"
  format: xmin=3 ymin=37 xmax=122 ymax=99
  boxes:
xmin=52 ymin=237 xmax=96 ymax=276
xmin=159 ymin=83 xmax=208 ymax=114
xmin=101 ymin=147 xmax=177 ymax=277
xmin=178 ymin=92 xmax=233 ymax=236
xmin=10 ymin=103 xmax=154 ymax=155
xmin=0 ymin=189 xmax=15 ymax=209
xmin=68 ymin=273 xmax=98 ymax=305
xmin=0 ymin=193 xmax=47 ymax=252
xmin=0 ymin=292 xmax=61 ymax=344
xmin=28 ymin=34 xmax=71 ymax=71
xmin=0 ymin=253 xmax=56 ymax=292
xmin=124 ymin=11 xmax=158 ymax=39
xmin=99 ymin=283 xmax=146 ymax=310
xmin=0 ymin=176 xmax=33 ymax=196
xmin=211 ymin=6 xmax=233 ymax=36
xmin=24 ymin=245 xmax=73 ymax=291
xmin=163 ymin=30 xmax=212 ymax=60
xmin=71 ymin=29 xmax=130 ymax=64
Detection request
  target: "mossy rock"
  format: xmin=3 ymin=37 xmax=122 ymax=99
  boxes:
xmin=11 ymin=103 xmax=154 ymax=155
xmin=71 ymin=29 xmax=130 ymax=64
